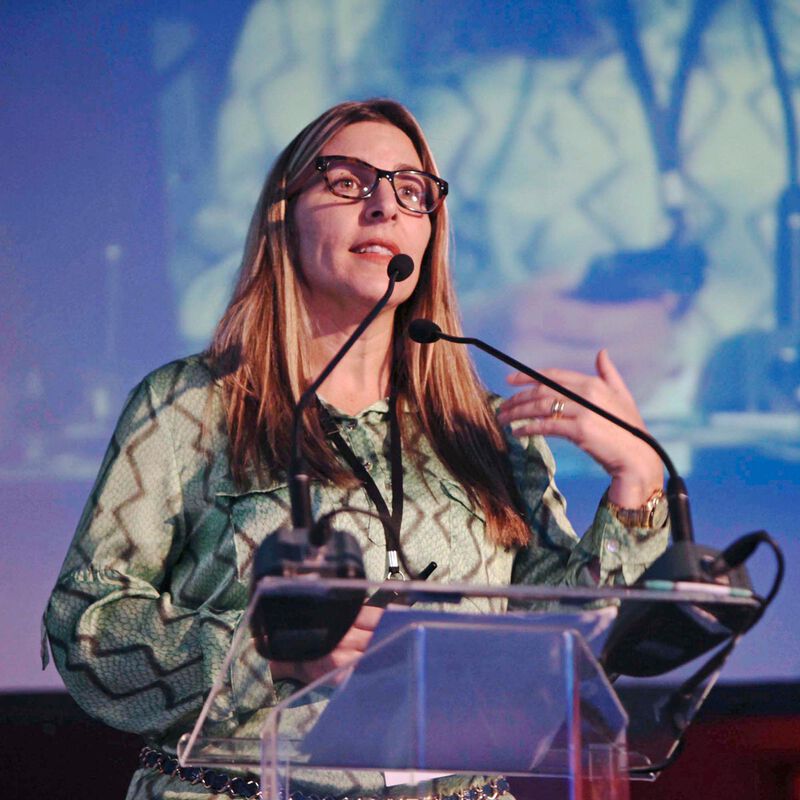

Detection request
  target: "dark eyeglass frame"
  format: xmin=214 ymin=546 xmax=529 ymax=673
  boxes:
xmin=314 ymin=155 xmax=449 ymax=214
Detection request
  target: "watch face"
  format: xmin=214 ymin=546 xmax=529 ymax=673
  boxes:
xmin=651 ymin=496 xmax=669 ymax=529
xmin=606 ymin=489 xmax=668 ymax=528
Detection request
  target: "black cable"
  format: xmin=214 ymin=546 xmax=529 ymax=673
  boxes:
xmin=627 ymin=531 xmax=784 ymax=776
xmin=709 ymin=530 xmax=785 ymax=616
xmin=313 ymin=506 xmax=419 ymax=580
xmin=628 ymin=736 xmax=687 ymax=776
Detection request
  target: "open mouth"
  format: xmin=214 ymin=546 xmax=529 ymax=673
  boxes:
xmin=350 ymin=241 xmax=399 ymax=257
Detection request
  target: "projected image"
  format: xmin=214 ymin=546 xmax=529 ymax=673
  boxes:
xmin=4 ymin=0 xmax=800 ymax=695
xmin=3 ymin=0 xmax=800 ymax=482
xmin=165 ymin=0 xmax=800 ymax=474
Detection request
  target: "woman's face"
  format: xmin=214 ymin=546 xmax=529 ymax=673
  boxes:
xmin=292 ymin=121 xmax=432 ymax=320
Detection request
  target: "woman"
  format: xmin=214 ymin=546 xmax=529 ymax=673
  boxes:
xmin=45 ymin=99 xmax=667 ymax=799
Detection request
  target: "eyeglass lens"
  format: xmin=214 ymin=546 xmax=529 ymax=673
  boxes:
xmin=324 ymin=160 xmax=442 ymax=213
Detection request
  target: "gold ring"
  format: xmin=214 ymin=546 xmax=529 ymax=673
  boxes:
xmin=550 ymin=398 xmax=566 ymax=419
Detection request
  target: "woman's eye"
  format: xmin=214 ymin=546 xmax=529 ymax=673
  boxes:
xmin=396 ymin=180 xmax=426 ymax=205
xmin=329 ymin=170 xmax=368 ymax=194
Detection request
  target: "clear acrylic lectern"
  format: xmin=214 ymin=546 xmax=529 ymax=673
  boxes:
xmin=178 ymin=577 xmax=758 ymax=800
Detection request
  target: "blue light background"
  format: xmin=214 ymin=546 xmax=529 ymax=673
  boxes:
xmin=2 ymin=0 xmax=799 ymax=689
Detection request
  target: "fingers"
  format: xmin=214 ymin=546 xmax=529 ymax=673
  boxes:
xmin=500 ymin=351 xmax=638 ymax=426
xmin=336 ymin=606 xmax=382 ymax=655
xmin=506 ymin=370 xmax=536 ymax=386
xmin=352 ymin=603 xmax=383 ymax=632
xmin=498 ymin=384 xmax=540 ymax=415
xmin=498 ymin=350 xmax=663 ymax=494
xmin=507 ymin=351 xmax=627 ymax=394
xmin=595 ymin=349 xmax=633 ymax=400
xmin=497 ymin=392 xmax=575 ymax=426
xmin=500 ymin=381 xmax=568 ymax=415
xmin=501 ymin=415 xmax=576 ymax=439
xmin=506 ymin=367 xmax=587 ymax=388
xmin=496 ymin=349 xmax=642 ymax=449
xmin=267 ymin=601 xmax=386 ymax=687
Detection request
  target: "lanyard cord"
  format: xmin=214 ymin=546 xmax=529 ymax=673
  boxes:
xmin=318 ymin=389 xmax=405 ymax=578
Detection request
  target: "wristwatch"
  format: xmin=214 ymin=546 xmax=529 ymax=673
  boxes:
xmin=604 ymin=488 xmax=669 ymax=529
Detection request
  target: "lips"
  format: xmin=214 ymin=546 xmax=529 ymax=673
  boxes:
xmin=349 ymin=239 xmax=400 ymax=257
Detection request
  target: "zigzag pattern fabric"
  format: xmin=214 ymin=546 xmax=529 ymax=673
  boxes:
xmin=44 ymin=355 xmax=667 ymax=798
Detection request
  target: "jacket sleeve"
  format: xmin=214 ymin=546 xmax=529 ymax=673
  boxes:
xmin=43 ymin=374 xmax=253 ymax=739
xmin=508 ymin=432 xmax=669 ymax=592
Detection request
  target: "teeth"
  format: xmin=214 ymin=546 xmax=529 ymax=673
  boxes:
xmin=355 ymin=245 xmax=394 ymax=255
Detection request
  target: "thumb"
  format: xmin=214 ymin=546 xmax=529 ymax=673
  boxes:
xmin=595 ymin=349 xmax=630 ymax=395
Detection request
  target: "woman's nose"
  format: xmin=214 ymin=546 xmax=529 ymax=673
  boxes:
xmin=364 ymin=177 xmax=399 ymax=219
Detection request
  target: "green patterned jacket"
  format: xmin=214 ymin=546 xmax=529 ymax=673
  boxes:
xmin=44 ymin=355 xmax=668 ymax=798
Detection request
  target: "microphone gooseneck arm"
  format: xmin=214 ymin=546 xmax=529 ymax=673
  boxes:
xmin=290 ymin=254 xmax=414 ymax=537
xmin=406 ymin=323 xmax=782 ymax=683
xmin=408 ymin=318 xmax=694 ymax=542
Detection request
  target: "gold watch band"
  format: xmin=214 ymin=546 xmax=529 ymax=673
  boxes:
xmin=604 ymin=487 xmax=668 ymax=529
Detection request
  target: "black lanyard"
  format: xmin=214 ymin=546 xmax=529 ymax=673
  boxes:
xmin=318 ymin=390 xmax=404 ymax=578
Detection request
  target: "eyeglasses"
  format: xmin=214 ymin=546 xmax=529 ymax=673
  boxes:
xmin=314 ymin=155 xmax=448 ymax=214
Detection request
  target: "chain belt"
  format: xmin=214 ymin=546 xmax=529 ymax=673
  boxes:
xmin=139 ymin=747 xmax=511 ymax=800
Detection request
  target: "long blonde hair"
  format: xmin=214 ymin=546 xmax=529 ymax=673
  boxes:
xmin=208 ymin=99 xmax=530 ymax=548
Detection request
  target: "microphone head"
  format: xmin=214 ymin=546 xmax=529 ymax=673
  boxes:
xmin=409 ymin=318 xmax=442 ymax=344
xmin=388 ymin=253 xmax=414 ymax=282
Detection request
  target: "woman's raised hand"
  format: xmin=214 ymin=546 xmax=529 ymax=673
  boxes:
xmin=497 ymin=349 xmax=663 ymax=508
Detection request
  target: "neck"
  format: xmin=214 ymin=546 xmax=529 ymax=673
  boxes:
xmin=308 ymin=305 xmax=395 ymax=415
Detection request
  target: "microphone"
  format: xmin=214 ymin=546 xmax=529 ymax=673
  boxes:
xmin=291 ymin=253 xmax=414 ymax=536
xmin=407 ymin=318 xmax=442 ymax=344
xmin=409 ymin=320 xmax=694 ymax=541
xmin=250 ymin=254 xmax=415 ymax=662
xmin=408 ymin=318 xmax=759 ymax=676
